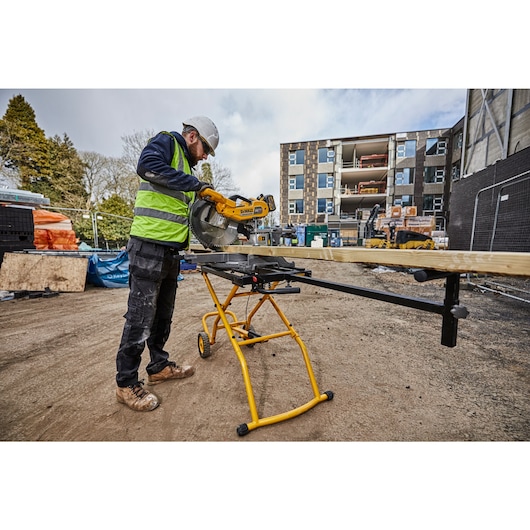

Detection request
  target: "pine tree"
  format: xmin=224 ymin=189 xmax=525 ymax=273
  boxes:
xmin=47 ymin=133 xmax=88 ymax=208
xmin=0 ymin=94 xmax=52 ymax=189
xmin=0 ymin=94 xmax=88 ymax=209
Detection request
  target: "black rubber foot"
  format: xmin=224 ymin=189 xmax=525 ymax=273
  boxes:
xmin=324 ymin=390 xmax=334 ymax=400
xmin=237 ymin=423 xmax=250 ymax=436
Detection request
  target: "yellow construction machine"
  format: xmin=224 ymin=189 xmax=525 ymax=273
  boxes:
xmin=364 ymin=204 xmax=435 ymax=250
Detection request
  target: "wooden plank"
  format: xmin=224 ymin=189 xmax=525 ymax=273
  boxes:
xmin=0 ymin=253 xmax=88 ymax=292
xmin=189 ymin=245 xmax=530 ymax=277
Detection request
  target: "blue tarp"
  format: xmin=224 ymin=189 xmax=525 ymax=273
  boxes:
xmin=86 ymin=252 xmax=190 ymax=288
xmin=87 ymin=251 xmax=129 ymax=288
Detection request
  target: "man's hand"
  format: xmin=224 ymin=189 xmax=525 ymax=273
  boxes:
xmin=197 ymin=181 xmax=214 ymax=193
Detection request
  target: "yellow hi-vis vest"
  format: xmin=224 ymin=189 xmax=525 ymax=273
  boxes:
xmin=130 ymin=133 xmax=195 ymax=247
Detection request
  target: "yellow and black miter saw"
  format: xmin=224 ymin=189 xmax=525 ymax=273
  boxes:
xmin=190 ymin=187 xmax=276 ymax=250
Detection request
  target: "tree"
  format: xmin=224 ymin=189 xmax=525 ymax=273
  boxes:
xmin=96 ymin=194 xmax=134 ymax=248
xmin=102 ymin=156 xmax=138 ymax=207
xmin=0 ymin=159 xmax=19 ymax=188
xmin=0 ymin=94 xmax=51 ymax=189
xmin=121 ymin=129 xmax=155 ymax=172
xmin=80 ymin=151 xmax=109 ymax=210
xmin=45 ymin=133 xmax=88 ymax=208
xmin=0 ymin=95 xmax=87 ymax=210
xmin=80 ymin=151 xmax=138 ymax=210
xmin=196 ymin=160 xmax=240 ymax=196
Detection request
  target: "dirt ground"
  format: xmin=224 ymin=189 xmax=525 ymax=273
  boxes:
xmin=0 ymin=257 xmax=529 ymax=442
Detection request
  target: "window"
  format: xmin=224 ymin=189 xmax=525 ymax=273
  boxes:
xmin=424 ymin=167 xmax=445 ymax=183
xmin=288 ymin=199 xmax=304 ymax=214
xmin=317 ymin=198 xmax=334 ymax=214
xmin=394 ymin=195 xmax=413 ymax=207
xmin=289 ymin=149 xmax=305 ymax=165
xmin=395 ymin=168 xmax=414 ymax=185
xmin=396 ymin=140 xmax=416 ymax=158
xmin=289 ymin=175 xmax=304 ymax=190
xmin=451 ymin=163 xmax=460 ymax=180
xmin=426 ymin=138 xmax=447 ymax=156
xmin=318 ymin=147 xmax=335 ymax=163
xmin=318 ymin=173 xmax=334 ymax=188
xmin=423 ymin=194 xmax=443 ymax=211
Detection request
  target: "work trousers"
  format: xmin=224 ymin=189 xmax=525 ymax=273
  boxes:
xmin=116 ymin=237 xmax=182 ymax=387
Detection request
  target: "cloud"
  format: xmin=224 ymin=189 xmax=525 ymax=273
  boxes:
xmin=0 ymin=88 xmax=467 ymax=203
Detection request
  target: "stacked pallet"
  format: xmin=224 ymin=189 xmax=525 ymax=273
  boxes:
xmin=0 ymin=206 xmax=36 ymax=266
xmin=375 ymin=206 xmax=435 ymax=238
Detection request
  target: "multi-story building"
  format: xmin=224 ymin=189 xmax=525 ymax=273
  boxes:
xmin=279 ymin=123 xmax=463 ymax=244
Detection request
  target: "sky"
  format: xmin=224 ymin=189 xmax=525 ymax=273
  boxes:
xmin=0 ymin=88 xmax=467 ymax=201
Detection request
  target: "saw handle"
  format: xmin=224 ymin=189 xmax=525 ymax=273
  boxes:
xmin=198 ymin=187 xmax=226 ymax=202
xmin=198 ymin=188 xmax=251 ymax=208
xmin=228 ymin=194 xmax=254 ymax=205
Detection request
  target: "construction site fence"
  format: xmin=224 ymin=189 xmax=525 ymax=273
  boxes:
xmin=467 ymin=170 xmax=530 ymax=303
xmin=469 ymin=170 xmax=530 ymax=253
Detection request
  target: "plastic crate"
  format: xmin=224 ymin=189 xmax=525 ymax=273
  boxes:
xmin=0 ymin=206 xmax=35 ymax=233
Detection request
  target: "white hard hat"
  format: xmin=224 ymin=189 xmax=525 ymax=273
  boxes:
xmin=183 ymin=116 xmax=219 ymax=156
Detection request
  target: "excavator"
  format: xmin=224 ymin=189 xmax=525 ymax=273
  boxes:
xmin=364 ymin=204 xmax=435 ymax=250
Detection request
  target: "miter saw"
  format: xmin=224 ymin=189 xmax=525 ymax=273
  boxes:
xmin=190 ymin=187 xmax=276 ymax=249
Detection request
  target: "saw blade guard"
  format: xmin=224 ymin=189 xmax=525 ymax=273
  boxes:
xmin=190 ymin=189 xmax=276 ymax=250
xmin=190 ymin=199 xmax=239 ymax=249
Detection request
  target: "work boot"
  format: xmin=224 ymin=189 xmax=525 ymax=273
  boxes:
xmin=147 ymin=363 xmax=195 ymax=385
xmin=116 ymin=381 xmax=159 ymax=411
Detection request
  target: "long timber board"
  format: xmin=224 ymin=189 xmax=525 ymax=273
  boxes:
xmin=189 ymin=245 xmax=530 ymax=277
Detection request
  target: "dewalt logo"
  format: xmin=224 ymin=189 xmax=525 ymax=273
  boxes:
xmin=239 ymin=207 xmax=263 ymax=217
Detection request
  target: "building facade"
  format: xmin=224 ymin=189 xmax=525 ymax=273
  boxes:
xmin=280 ymin=125 xmax=462 ymax=243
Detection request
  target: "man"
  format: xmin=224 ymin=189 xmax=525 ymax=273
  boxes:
xmin=115 ymin=116 xmax=219 ymax=411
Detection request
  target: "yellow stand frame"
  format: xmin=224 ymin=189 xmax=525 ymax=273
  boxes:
xmin=197 ymin=270 xmax=333 ymax=436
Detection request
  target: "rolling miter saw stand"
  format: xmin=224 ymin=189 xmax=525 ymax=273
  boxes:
xmin=184 ymin=252 xmax=468 ymax=436
xmin=186 ymin=189 xmax=468 ymax=436
xmin=186 ymin=253 xmax=333 ymax=437
xmin=184 ymin=252 xmax=468 ymax=437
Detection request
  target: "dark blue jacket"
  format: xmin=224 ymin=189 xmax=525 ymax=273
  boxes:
xmin=136 ymin=131 xmax=203 ymax=192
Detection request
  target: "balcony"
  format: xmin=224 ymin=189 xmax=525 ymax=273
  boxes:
xmin=340 ymin=180 xmax=387 ymax=197
xmin=359 ymin=154 xmax=388 ymax=168
xmin=341 ymin=148 xmax=389 ymax=190
xmin=340 ymin=179 xmax=387 ymax=217
xmin=338 ymin=138 xmax=390 ymax=216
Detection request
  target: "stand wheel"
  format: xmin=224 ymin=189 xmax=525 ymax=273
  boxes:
xmin=324 ymin=390 xmax=334 ymax=400
xmin=198 ymin=332 xmax=212 ymax=359
xmin=237 ymin=423 xmax=250 ymax=436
